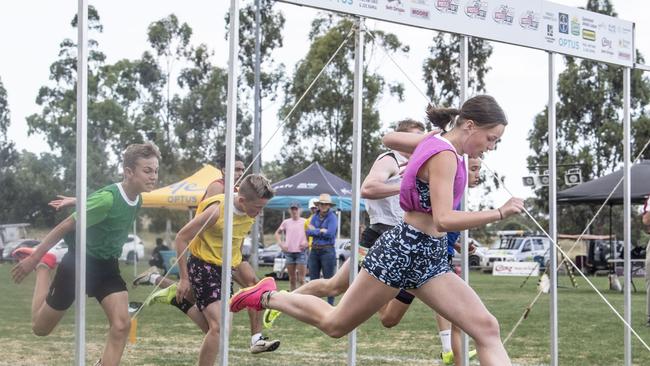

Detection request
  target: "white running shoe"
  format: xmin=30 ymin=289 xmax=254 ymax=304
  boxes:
xmin=250 ymin=336 xmax=280 ymax=354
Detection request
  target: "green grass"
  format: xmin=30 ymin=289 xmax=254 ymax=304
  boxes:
xmin=1 ymin=262 xmax=649 ymax=365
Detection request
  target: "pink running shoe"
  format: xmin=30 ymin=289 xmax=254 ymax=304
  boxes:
xmin=12 ymin=247 xmax=57 ymax=269
xmin=230 ymin=277 xmax=277 ymax=312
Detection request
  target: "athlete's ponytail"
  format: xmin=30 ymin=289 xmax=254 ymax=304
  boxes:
xmin=426 ymin=106 xmax=461 ymax=131
xmin=426 ymin=95 xmax=507 ymax=131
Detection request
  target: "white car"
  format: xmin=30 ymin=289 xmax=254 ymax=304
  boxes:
xmin=485 ymin=235 xmax=550 ymax=269
xmin=120 ymin=234 xmax=146 ymax=263
xmin=451 ymin=238 xmax=489 ymax=267
xmin=49 ymin=234 xmax=145 ymax=263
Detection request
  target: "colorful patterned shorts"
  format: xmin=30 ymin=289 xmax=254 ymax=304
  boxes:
xmin=362 ymin=222 xmax=451 ymax=289
xmin=188 ymin=255 xmax=233 ymax=311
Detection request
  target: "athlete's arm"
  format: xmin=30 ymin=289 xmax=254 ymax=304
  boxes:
xmin=382 ymin=130 xmax=438 ymax=154
xmin=642 ymin=211 xmax=650 ymax=232
xmin=175 ymin=203 xmax=221 ymax=302
xmin=426 ymin=152 xmax=524 ymax=232
xmin=361 ymin=155 xmax=401 ymax=200
xmin=274 ymin=222 xmax=287 ymax=251
xmin=49 ymin=195 xmax=76 ymax=211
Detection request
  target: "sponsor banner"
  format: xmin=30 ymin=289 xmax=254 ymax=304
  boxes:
xmin=493 ymin=261 xmax=540 ymax=277
xmin=278 ymin=0 xmax=634 ymax=67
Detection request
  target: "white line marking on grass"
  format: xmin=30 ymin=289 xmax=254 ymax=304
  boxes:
xmin=229 ymin=348 xmax=540 ymax=365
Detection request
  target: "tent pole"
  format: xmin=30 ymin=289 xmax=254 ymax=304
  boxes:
xmin=337 ymin=210 xmax=341 ymax=241
xmin=623 ymin=66 xmax=632 ymax=366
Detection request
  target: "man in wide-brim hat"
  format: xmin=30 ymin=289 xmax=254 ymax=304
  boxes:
xmin=306 ymin=193 xmax=338 ymax=305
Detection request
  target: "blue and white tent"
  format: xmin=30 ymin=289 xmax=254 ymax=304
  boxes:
xmin=267 ymin=162 xmax=365 ymax=211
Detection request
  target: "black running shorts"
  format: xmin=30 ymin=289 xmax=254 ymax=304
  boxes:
xmin=360 ymin=223 xmax=394 ymax=249
xmin=46 ymin=252 xmax=127 ymax=311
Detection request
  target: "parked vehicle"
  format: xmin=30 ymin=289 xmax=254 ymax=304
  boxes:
xmin=259 ymin=243 xmax=283 ymax=265
xmin=241 ymin=236 xmax=264 ymax=262
xmin=334 ymin=239 xmax=351 ymax=268
xmin=583 ymin=236 xmax=623 ymax=274
xmin=272 ymin=238 xmax=353 ymax=279
xmin=0 ymin=223 xmax=30 ymax=261
xmin=484 ymin=232 xmax=551 ymax=270
xmin=119 ymin=234 xmax=146 ymax=263
xmin=2 ymin=239 xmax=40 ymax=262
xmin=450 ymin=238 xmax=489 ymax=267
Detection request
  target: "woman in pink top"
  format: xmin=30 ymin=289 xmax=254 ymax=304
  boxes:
xmin=274 ymin=202 xmax=309 ymax=290
xmin=231 ymin=95 xmax=524 ymax=366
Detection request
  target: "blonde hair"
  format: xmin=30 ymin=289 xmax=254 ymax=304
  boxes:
xmin=238 ymin=174 xmax=275 ymax=200
xmin=123 ymin=142 xmax=161 ymax=169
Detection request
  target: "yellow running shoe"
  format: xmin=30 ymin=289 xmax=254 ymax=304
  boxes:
xmin=144 ymin=283 xmax=177 ymax=307
xmin=441 ymin=349 xmax=478 ymax=365
xmin=262 ymin=290 xmax=287 ymax=328
xmin=441 ymin=351 xmax=454 ymax=365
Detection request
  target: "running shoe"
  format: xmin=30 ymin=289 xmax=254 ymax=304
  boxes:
xmin=12 ymin=247 xmax=57 ymax=269
xmin=441 ymin=351 xmax=454 ymax=365
xmin=250 ymin=336 xmax=281 ymax=354
xmin=441 ymin=349 xmax=478 ymax=365
xmin=128 ymin=301 xmax=143 ymax=314
xmin=132 ymin=266 xmax=160 ymax=287
xmin=262 ymin=290 xmax=287 ymax=328
xmin=144 ymin=283 xmax=177 ymax=307
xmin=230 ymin=277 xmax=277 ymax=312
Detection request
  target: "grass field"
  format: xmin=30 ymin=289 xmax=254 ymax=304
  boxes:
xmin=1 ymin=262 xmax=649 ymax=365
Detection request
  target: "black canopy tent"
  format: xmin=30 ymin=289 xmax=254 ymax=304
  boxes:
xmin=557 ymin=160 xmax=650 ymax=258
xmin=557 ymin=160 xmax=650 ymax=205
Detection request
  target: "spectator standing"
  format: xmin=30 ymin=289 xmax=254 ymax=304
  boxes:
xmin=306 ymin=193 xmax=338 ymax=304
xmin=275 ymin=202 xmax=308 ymax=290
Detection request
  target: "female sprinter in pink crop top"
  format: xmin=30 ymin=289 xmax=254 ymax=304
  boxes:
xmin=230 ymin=95 xmax=524 ymax=366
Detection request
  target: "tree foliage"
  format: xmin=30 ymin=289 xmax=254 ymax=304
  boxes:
xmin=423 ymin=34 xmax=493 ymax=107
xmin=277 ymin=16 xmax=408 ymax=180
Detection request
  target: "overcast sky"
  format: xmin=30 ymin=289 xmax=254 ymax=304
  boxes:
xmin=1 ymin=0 xmax=648 ymax=207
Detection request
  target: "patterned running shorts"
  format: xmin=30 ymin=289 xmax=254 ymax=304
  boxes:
xmin=362 ymin=222 xmax=451 ymax=289
xmin=188 ymin=255 xmax=233 ymax=311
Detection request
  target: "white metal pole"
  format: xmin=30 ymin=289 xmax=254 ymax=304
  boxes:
xmin=623 ymin=66 xmax=632 ymax=366
xmin=347 ymin=17 xmax=364 ymax=366
xmin=251 ymin=0 xmax=262 ymax=271
xmin=133 ymin=220 xmax=137 ymax=278
xmin=337 ymin=210 xmax=341 ymax=240
xmin=458 ymin=34 xmax=470 ymax=366
xmin=74 ymin=1 xmax=88 ymax=364
xmin=548 ymin=52 xmax=558 ymax=366
xmin=219 ymin=0 xmax=239 ymax=364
